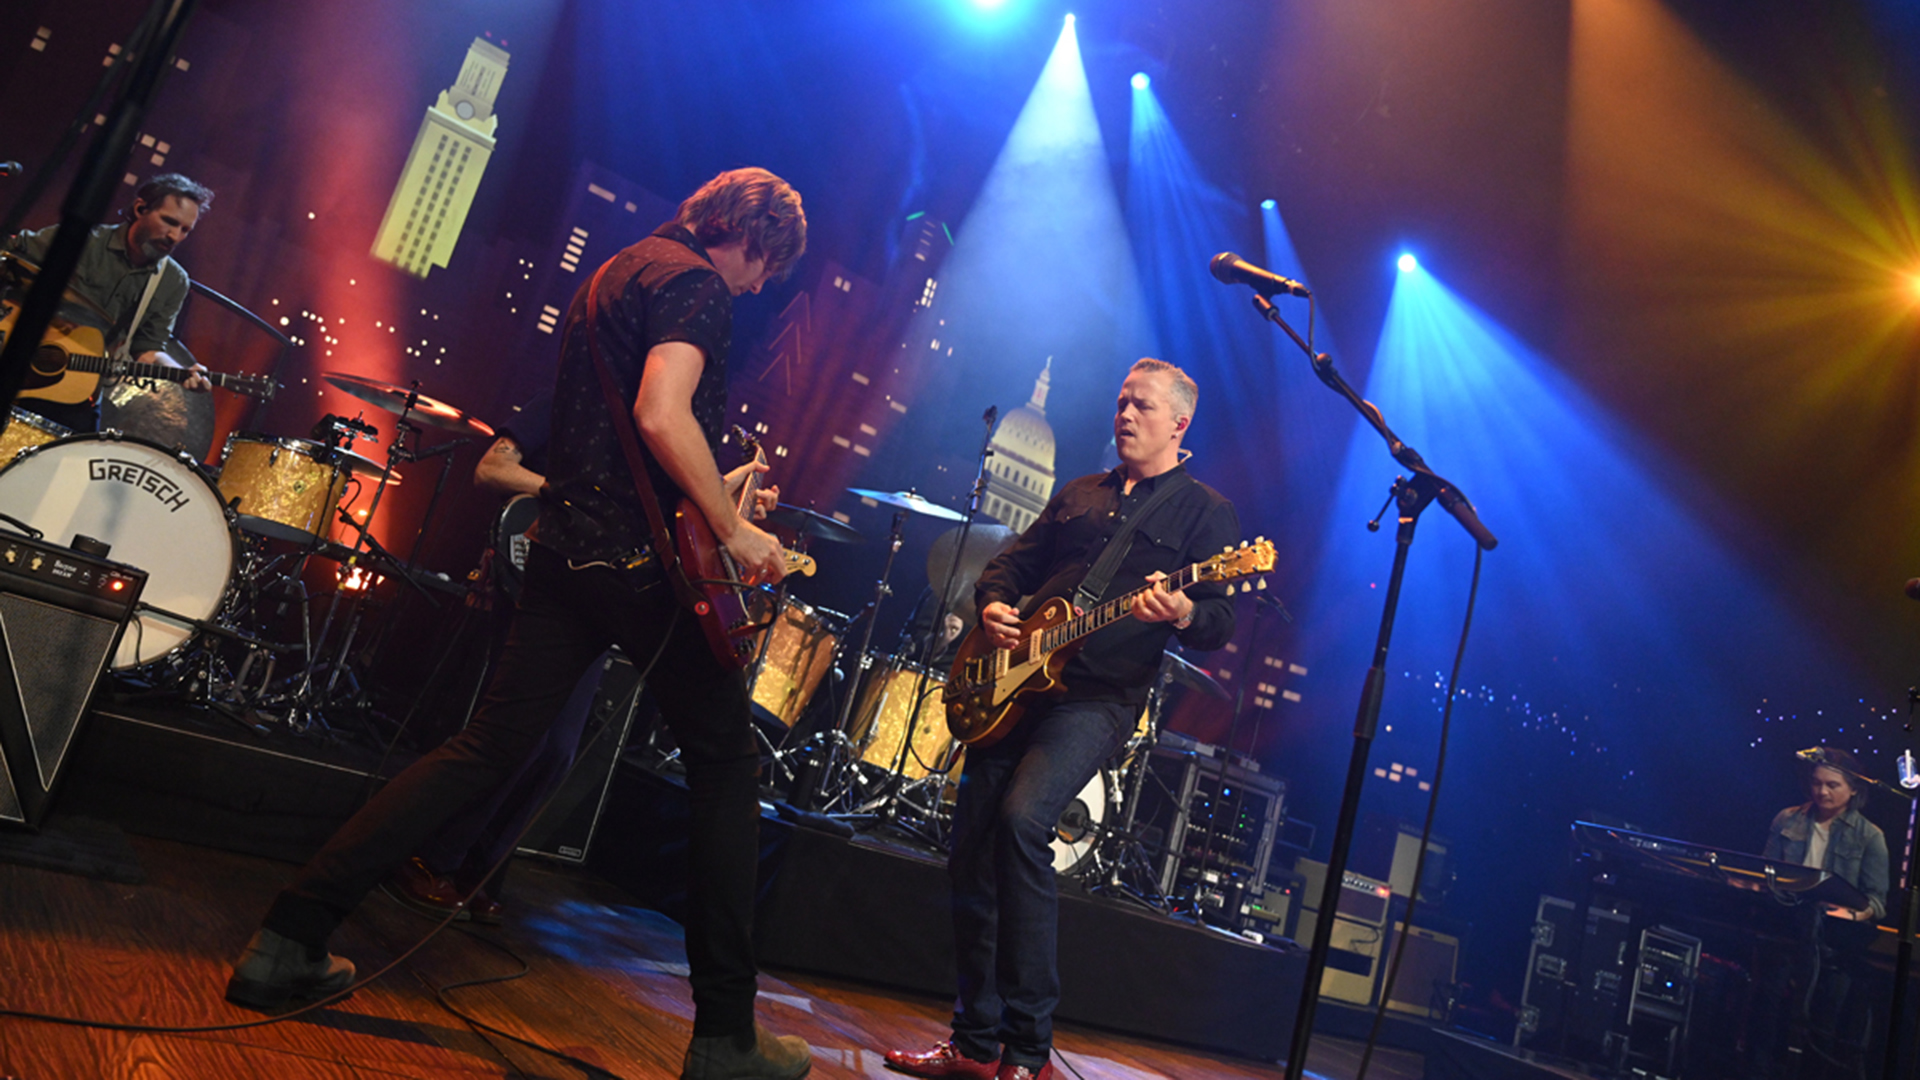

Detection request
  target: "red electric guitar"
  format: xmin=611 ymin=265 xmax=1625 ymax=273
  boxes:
xmin=672 ymin=427 xmax=816 ymax=668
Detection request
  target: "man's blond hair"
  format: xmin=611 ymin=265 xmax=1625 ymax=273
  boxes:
xmin=1129 ymin=357 xmax=1197 ymax=421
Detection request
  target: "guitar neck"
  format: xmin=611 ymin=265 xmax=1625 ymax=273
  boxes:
xmin=1036 ymin=562 xmax=1206 ymax=656
xmin=66 ymin=354 xmax=212 ymax=388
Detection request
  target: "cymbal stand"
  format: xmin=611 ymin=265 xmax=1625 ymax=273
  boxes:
xmin=1087 ymin=671 xmax=1175 ymax=910
xmin=800 ymin=507 xmax=907 ymax=814
xmin=285 ymin=396 xmax=417 ymax=724
xmin=856 ymin=408 xmax=999 ymax=842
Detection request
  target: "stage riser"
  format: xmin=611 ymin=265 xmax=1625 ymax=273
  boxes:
xmin=589 ymin=761 xmax=1307 ymax=1062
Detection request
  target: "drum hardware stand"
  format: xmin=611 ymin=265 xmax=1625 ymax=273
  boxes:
xmin=850 ymin=407 xmax=998 ymax=842
xmin=796 ymin=505 xmax=909 ymax=814
xmin=1085 ymin=674 xmax=1177 ymax=912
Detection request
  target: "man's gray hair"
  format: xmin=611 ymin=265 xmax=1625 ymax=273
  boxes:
xmin=1129 ymin=357 xmax=1197 ymax=420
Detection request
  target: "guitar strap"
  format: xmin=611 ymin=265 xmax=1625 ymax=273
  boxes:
xmin=579 ymin=256 xmax=705 ymax=611
xmin=112 ymin=256 xmax=170 ymax=363
xmin=1072 ymin=470 xmax=1193 ymax=611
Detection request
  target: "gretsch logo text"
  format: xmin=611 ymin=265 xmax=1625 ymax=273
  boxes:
xmin=88 ymin=458 xmax=189 ymax=513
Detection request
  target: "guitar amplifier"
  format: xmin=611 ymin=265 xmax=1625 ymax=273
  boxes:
xmin=516 ymin=649 xmax=642 ymax=863
xmin=0 ymin=533 xmax=145 ymax=827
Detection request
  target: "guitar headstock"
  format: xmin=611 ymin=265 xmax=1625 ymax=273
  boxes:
xmin=730 ymin=424 xmax=766 ymax=464
xmin=226 ymin=371 xmax=278 ymax=402
xmin=1197 ymin=538 xmax=1277 ymax=589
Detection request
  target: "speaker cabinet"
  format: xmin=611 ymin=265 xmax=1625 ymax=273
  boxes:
xmin=0 ymin=538 xmax=144 ymax=828
xmin=516 ymin=649 xmax=643 ymax=863
xmin=1383 ymin=922 xmax=1460 ymax=1019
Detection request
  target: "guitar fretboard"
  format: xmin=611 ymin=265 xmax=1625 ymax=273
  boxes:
xmin=1033 ymin=562 xmax=1206 ymax=657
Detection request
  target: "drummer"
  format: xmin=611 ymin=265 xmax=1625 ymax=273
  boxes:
xmin=3 ymin=173 xmax=214 ymax=432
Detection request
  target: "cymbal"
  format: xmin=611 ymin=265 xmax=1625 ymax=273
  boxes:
xmin=927 ymin=523 xmax=1018 ymax=621
xmin=848 ymin=488 xmax=964 ymax=521
xmin=321 ymin=372 xmax=495 ymax=436
xmin=765 ymin=504 xmax=863 ymax=544
xmin=1162 ymin=650 xmax=1230 ymax=701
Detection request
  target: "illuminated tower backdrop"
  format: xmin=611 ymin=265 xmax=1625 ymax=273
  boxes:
xmin=982 ymin=360 xmax=1057 ymax=532
xmin=371 ymin=37 xmax=509 ymax=277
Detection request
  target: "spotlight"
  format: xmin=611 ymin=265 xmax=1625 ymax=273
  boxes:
xmin=1397 ymin=253 xmax=1418 ymax=273
xmin=971 ymin=0 xmax=1009 ymax=8
xmin=1131 ymin=72 xmax=1150 ymax=91
xmin=1260 ymin=198 xmax=1276 ymax=210
xmin=1064 ymin=12 xmax=1075 ymax=26
xmin=1910 ymin=271 xmax=1920 ymax=300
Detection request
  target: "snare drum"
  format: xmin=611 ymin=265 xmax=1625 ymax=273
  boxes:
xmin=0 ymin=433 xmax=237 ymax=668
xmin=217 ymin=433 xmax=350 ymax=543
xmin=0 ymin=408 xmax=68 ymax=467
xmin=854 ymin=660 xmax=956 ymax=779
xmin=746 ymin=599 xmax=839 ymax=728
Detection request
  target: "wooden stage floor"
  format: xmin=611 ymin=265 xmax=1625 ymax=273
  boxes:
xmin=0 ymin=828 xmax=1423 ymax=1080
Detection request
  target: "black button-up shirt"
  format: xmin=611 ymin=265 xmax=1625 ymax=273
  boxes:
xmin=974 ymin=463 xmax=1241 ymax=709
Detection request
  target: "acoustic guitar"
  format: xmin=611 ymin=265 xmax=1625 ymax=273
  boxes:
xmin=672 ymin=426 xmax=816 ymax=668
xmin=944 ymin=539 xmax=1277 ymax=748
xmin=0 ymin=301 xmax=277 ymax=404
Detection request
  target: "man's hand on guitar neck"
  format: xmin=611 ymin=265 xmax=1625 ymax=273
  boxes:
xmin=142 ymin=349 xmax=211 ymax=391
xmin=722 ymin=459 xmax=778 ymax=520
xmin=1130 ymin=571 xmax=1194 ymax=627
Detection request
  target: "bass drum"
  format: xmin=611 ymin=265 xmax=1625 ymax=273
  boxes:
xmin=1052 ymin=769 xmax=1114 ymax=876
xmin=0 ymin=433 xmax=237 ymax=669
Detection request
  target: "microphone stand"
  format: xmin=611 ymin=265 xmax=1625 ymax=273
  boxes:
xmin=1234 ymin=289 xmax=1497 ymax=1080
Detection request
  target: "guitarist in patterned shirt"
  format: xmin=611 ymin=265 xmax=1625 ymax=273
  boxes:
xmin=227 ymin=168 xmax=811 ymax=1080
xmin=886 ymin=359 xmax=1240 ymax=1080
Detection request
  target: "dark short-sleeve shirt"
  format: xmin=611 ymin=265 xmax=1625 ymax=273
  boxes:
xmin=531 ymin=224 xmax=732 ymax=565
xmin=975 ymin=464 xmax=1241 ymax=709
xmin=4 ymin=222 xmax=189 ymax=357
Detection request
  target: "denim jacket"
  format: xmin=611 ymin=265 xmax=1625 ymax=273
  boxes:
xmin=1763 ymin=803 xmax=1890 ymax=921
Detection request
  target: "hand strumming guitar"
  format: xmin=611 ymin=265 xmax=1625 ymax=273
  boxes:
xmin=980 ymin=601 xmax=1022 ymax=650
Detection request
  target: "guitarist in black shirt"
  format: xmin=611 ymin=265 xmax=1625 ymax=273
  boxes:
xmin=886 ymin=359 xmax=1240 ymax=1080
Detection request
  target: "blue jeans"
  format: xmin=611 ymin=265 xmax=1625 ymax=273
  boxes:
xmin=947 ymin=698 xmax=1132 ymax=1069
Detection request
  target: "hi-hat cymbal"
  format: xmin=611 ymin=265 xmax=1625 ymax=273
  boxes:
xmin=1162 ymin=650 xmax=1231 ymax=701
xmin=848 ymin=488 xmax=964 ymax=521
xmin=765 ymin=504 xmax=863 ymax=544
xmin=321 ymin=372 xmax=494 ymax=436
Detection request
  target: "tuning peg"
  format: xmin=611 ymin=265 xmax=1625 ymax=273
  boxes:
xmin=1223 ymin=545 xmax=1233 ymax=554
xmin=1225 ymin=583 xmax=1236 ymax=596
xmin=1257 ymin=577 xmax=1268 ymax=590
xmin=1256 ymin=535 xmax=1265 ymax=545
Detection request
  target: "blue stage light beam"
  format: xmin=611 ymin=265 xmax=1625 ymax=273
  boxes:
xmin=1131 ymin=72 xmax=1150 ymax=90
xmin=895 ymin=9 xmax=1153 ymax=481
xmin=1397 ymin=252 xmax=1418 ymax=273
xmin=1297 ymin=262 xmax=1869 ymax=838
xmin=1125 ymin=83 xmax=1351 ymax=577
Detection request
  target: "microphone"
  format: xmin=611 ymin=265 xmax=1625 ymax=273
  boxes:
xmin=0 ymin=162 xmax=20 ymax=178
xmin=1901 ymin=750 xmax=1920 ymax=790
xmin=1209 ymin=252 xmax=1310 ymax=298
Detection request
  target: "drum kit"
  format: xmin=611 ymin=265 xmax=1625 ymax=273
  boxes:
xmin=0 ymin=371 xmax=492 ymax=733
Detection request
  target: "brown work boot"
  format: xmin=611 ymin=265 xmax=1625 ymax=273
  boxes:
xmin=681 ymin=1023 xmax=811 ymax=1080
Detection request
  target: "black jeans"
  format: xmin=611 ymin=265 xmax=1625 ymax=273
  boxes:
xmin=946 ymin=698 xmax=1131 ymax=1069
xmin=263 ymin=544 xmax=764 ymax=1036
xmin=414 ymin=649 xmax=609 ymax=888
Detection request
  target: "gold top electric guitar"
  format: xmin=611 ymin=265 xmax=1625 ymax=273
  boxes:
xmin=944 ymin=539 xmax=1277 ymax=748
